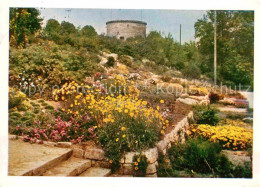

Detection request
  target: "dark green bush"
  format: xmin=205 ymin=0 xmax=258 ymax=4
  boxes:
xmin=232 ymin=162 xmax=252 ymax=178
xmin=106 ymin=56 xmax=116 ymax=67
xmin=10 ymin=112 xmax=22 ymax=118
xmin=193 ymin=105 xmax=219 ymax=125
xmin=118 ymin=55 xmax=134 ymax=67
xmin=209 ymin=92 xmax=223 ymax=104
xmin=168 ymin=138 xmax=227 ymax=174
xmin=132 ymin=154 xmax=148 ymax=177
xmin=45 ymin=105 xmax=54 ymax=110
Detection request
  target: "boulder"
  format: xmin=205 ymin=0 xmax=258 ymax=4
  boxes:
xmin=177 ymin=98 xmax=199 ymax=105
xmin=84 ymin=148 xmax=105 ymax=160
xmin=144 ymin=147 xmax=158 ymax=164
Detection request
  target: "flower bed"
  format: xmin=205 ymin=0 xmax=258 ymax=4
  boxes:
xmin=190 ymin=124 xmax=252 ymax=150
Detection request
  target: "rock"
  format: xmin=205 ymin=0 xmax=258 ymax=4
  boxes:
xmin=122 ymin=163 xmax=132 ymax=175
xmin=218 ymin=107 xmax=247 ymax=114
xmin=156 ymin=140 xmax=167 ymax=152
xmin=102 ymin=52 xmax=118 ymax=60
xmin=9 ymin=135 xmax=17 ymax=140
xmin=189 ymin=95 xmax=208 ymax=101
xmin=124 ymin=152 xmax=137 ymax=163
xmin=57 ymin=142 xmax=72 ymax=148
xmin=243 ymin=117 xmax=253 ymax=123
xmin=219 ymin=98 xmax=236 ymax=105
xmin=180 ymin=93 xmax=189 ymax=98
xmin=200 ymin=99 xmax=210 ymax=105
xmin=92 ymin=161 xmax=110 ymax=168
xmin=128 ymin=73 xmax=141 ymax=80
xmin=222 ymin=150 xmax=251 ymax=166
xmin=187 ymin=111 xmax=194 ymax=119
xmin=73 ymin=148 xmax=84 ymax=158
xmin=146 ymin=162 xmax=157 ymax=174
xmin=98 ymin=55 xmax=108 ymax=65
xmin=176 ymin=98 xmax=199 ymax=105
xmin=144 ymin=147 xmax=158 ymax=164
xmin=120 ymin=156 xmax=125 ymax=164
xmin=84 ymin=148 xmax=105 ymax=160
xmin=43 ymin=141 xmax=57 ymax=147
xmin=165 ymin=132 xmax=174 ymax=143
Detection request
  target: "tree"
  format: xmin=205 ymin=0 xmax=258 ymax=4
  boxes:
xmin=80 ymin=25 xmax=98 ymax=37
xmin=44 ymin=19 xmax=62 ymax=44
xmin=61 ymin=21 xmax=77 ymax=34
xmin=9 ymin=8 xmax=43 ymax=47
xmin=194 ymin=10 xmax=254 ymax=87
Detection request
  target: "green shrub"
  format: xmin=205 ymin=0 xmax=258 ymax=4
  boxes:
xmin=118 ymin=55 xmax=134 ymax=67
xmin=45 ymin=105 xmax=54 ymax=110
xmin=41 ymin=102 xmax=48 ymax=106
xmin=193 ymin=105 xmax=219 ymax=125
xmin=209 ymin=92 xmax=223 ymax=104
xmin=168 ymin=138 xmax=228 ymax=174
xmin=232 ymin=162 xmax=252 ymax=178
xmin=9 ymin=88 xmax=27 ymax=109
xmin=161 ymin=75 xmax=172 ymax=82
xmin=98 ymin=111 xmax=159 ymax=171
xmin=106 ymin=56 xmax=116 ymax=67
xmin=24 ymin=112 xmax=36 ymax=118
xmin=156 ymin=151 xmax=176 ymax=177
xmin=132 ymin=154 xmax=148 ymax=177
xmin=10 ymin=112 xmax=22 ymax=118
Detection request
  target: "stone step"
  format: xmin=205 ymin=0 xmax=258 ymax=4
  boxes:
xmin=79 ymin=167 xmax=111 ymax=177
xmin=43 ymin=157 xmax=91 ymax=176
xmin=9 ymin=139 xmax=73 ymax=176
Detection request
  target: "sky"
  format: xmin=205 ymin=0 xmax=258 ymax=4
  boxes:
xmin=38 ymin=8 xmax=207 ymax=43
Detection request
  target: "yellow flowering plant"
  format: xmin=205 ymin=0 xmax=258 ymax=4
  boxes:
xmin=190 ymin=124 xmax=252 ymax=150
xmin=53 ymin=75 xmax=168 ymax=171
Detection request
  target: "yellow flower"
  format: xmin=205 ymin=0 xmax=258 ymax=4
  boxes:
xmin=116 ymin=138 xmax=119 ymax=142
xmin=70 ymin=104 xmax=73 ymax=107
xmin=121 ymin=127 xmax=126 ymax=131
xmin=61 ymin=96 xmax=65 ymax=100
xmin=134 ymin=167 xmax=138 ymax=171
xmin=163 ymin=126 xmax=166 ymax=129
xmin=156 ymin=106 xmax=160 ymax=110
xmin=130 ymin=112 xmax=134 ymax=117
xmin=122 ymin=134 xmax=126 ymax=138
xmin=137 ymin=158 xmax=140 ymax=162
xmin=61 ymin=108 xmax=65 ymax=111
xmin=124 ymin=109 xmax=128 ymax=113
xmin=160 ymin=99 xmax=164 ymax=104
xmin=161 ymin=130 xmax=164 ymax=134
xmin=134 ymin=162 xmax=138 ymax=166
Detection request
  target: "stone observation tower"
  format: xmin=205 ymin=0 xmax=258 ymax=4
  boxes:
xmin=106 ymin=20 xmax=147 ymax=40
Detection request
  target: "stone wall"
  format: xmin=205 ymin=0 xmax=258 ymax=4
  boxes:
xmin=71 ymin=111 xmax=194 ymax=177
xmin=106 ymin=20 xmax=146 ymax=40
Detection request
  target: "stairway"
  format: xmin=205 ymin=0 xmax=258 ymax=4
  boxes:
xmin=42 ymin=154 xmax=112 ymax=177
